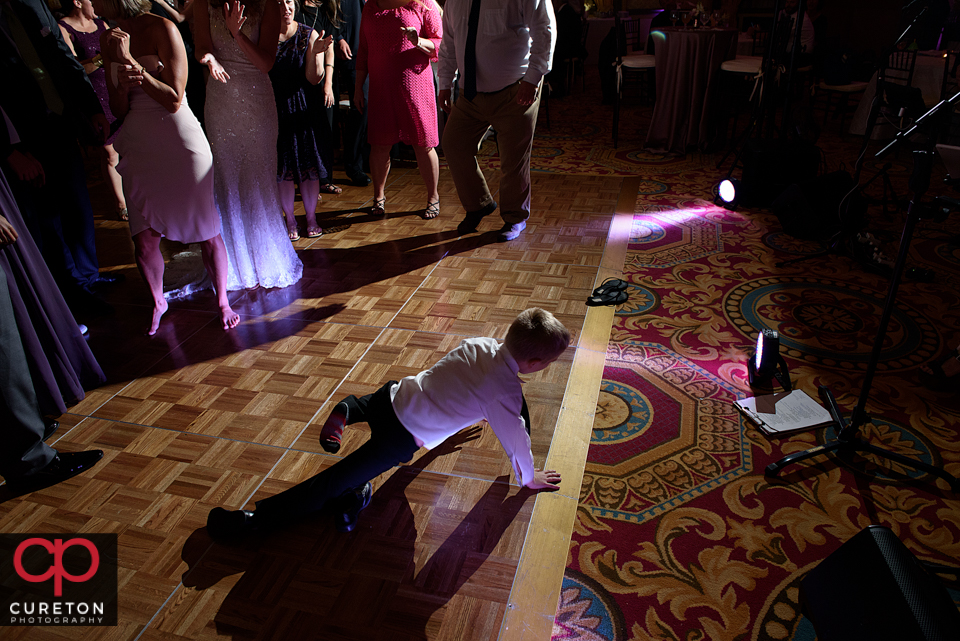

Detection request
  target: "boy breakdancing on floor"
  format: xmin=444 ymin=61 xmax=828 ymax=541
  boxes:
xmin=206 ymin=308 xmax=570 ymax=540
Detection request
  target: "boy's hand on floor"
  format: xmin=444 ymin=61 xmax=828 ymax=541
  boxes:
xmin=527 ymin=468 xmax=561 ymax=491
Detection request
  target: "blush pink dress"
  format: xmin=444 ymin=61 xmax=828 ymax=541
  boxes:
xmin=114 ymin=55 xmax=221 ymax=244
xmin=357 ymin=0 xmax=442 ymax=148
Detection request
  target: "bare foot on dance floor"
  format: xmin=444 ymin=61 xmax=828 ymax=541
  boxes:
xmin=221 ymin=305 xmax=240 ymax=330
xmin=148 ymin=299 xmax=169 ymax=335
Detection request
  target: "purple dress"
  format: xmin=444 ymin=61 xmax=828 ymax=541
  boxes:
xmin=0 ymin=170 xmax=105 ymax=417
xmin=59 ymin=18 xmax=119 ymax=145
xmin=269 ymin=23 xmax=331 ymax=183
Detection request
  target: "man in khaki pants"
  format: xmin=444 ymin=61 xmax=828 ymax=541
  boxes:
xmin=438 ymin=0 xmax=556 ymax=242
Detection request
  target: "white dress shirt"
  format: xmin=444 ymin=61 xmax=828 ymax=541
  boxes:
xmin=437 ymin=0 xmax=557 ymax=93
xmin=390 ymin=337 xmax=536 ymax=486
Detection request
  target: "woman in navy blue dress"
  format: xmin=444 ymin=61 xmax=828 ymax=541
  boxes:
xmin=271 ymin=0 xmax=334 ymax=240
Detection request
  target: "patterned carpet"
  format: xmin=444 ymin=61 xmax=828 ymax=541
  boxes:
xmin=537 ymin=82 xmax=960 ymax=640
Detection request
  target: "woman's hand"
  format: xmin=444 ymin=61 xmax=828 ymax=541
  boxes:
xmin=0 ymin=214 xmax=19 ymax=247
xmin=201 ymin=52 xmax=230 ymax=82
xmin=224 ymin=0 xmax=247 ymax=39
xmin=117 ymin=63 xmax=144 ymax=91
xmin=103 ymin=27 xmax=135 ymax=65
xmin=400 ymin=26 xmax=418 ymax=46
xmin=314 ymin=32 xmax=334 ymax=53
xmin=323 ymin=84 xmax=334 ymax=108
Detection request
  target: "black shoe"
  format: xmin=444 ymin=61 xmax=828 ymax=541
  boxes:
xmin=347 ymin=171 xmax=371 ymax=187
xmin=336 ymin=482 xmax=372 ymax=533
xmin=6 ymin=450 xmax=103 ymax=491
xmin=43 ymin=420 xmax=59 ymax=441
xmin=89 ymin=273 xmax=126 ymax=289
xmin=207 ymin=507 xmax=258 ymax=542
xmin=456 ymin=200 xmax=498 ymax=235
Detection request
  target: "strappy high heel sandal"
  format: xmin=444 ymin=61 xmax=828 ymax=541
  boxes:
xmin=423 ymin=199 xmax=440 ymax=220
xmin=371 ymin=197 xmax=386 ymax=217
xmin=286 ymin=220 xmax=300 ymax=241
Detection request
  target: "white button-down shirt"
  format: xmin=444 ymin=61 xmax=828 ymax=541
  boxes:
xmin=437 ymin=0 xmax=556 ymax=93
xmin=391 ymin=337 xmax=536 ymax=486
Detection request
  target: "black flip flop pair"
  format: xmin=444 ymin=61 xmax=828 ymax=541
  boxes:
xmin=586 ymin=278 xmax=629 ymax=307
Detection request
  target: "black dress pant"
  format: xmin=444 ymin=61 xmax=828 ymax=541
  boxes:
xmin=3 ymin=115 xmax=99 ymax=292
xmin=255 ymin=381 xmax=419 ymax=523
xmin=339 ymin=67 xmax=369 ymax=176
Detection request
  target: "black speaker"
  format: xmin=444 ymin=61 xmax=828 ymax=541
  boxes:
xmin=801 ymin=525 xmax=960 ymax=641
xmin=740 ymin=140 xmax=820 ymax=207
xmin=771 ymin=170 xmax=866 ymax=241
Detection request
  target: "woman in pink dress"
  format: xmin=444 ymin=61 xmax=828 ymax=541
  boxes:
xmin=96 ymin=0 xmax=240 ymax=336
xmin=355 ymin=0 xmax=442 ymax=219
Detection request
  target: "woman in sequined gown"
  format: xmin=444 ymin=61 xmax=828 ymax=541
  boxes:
xmin=194 ymin=0 xmax=303 ymax=290
xmin=271 ymin=0 xmax=334 ymax=240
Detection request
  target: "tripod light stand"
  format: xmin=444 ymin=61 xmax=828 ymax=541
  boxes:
xmin=773 ymin=9 xmax=933 ymax=271
xmin=765 ymin=92 xmax=960 ymax=493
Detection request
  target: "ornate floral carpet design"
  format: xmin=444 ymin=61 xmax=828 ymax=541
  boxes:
xmin=551 ymin=139 xmax=960 ymax=640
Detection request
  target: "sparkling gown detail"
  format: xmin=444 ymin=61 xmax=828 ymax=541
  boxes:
xmin=358 ymin=0 xmax=442 ymax=147
xmin=114 ymin=56 xmax=221 ymax=243
xmin=270 ymin=22 xmax=331 ymax=183
xmin=204 ymin=1 xmax=303 ymax=290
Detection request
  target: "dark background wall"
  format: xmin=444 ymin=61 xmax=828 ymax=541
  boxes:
xmin=734 ymin=0 xmax=948 ymax=54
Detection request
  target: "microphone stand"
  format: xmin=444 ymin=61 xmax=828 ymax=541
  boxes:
xmin=775 ymin=8 xmax=932 ymax=270
xmin=847 ymin=7 xmax=929 ymax=199
xmin=765 ymin=89 xmax=960 ymax=494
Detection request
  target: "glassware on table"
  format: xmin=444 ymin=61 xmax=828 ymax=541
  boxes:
xmin=680 ymin=10 xmax=692 ymax=28
xmin=669 ymin=9 xmax=679 ymax=26
xmin=711 ymin=10 xmax=721 ymax=27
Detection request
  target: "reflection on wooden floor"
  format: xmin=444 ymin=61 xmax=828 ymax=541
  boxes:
xmin=0 ymin=166 xmax=628 ymax=640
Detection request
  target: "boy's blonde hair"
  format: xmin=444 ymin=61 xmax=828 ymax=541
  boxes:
xmin=504 ymin=308 xmax=571 ymax=363
xmin=98 ymin=0 xmax=149 ymax=20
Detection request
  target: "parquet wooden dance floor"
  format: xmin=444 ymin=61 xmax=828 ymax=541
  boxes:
xmin=1 ymin=165 xmax=632 ymax=640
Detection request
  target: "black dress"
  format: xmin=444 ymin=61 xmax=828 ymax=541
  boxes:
xmin=269 ymin=23 xmax=332 ymax=183
xmin=296 ymin=2 xmax=339 ymax=152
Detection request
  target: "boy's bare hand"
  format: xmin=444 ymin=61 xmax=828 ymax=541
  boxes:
xmin=526 ymin=468 xmax=561 ymax=491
